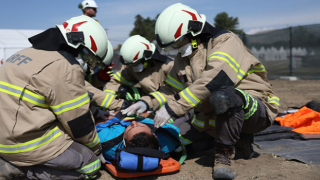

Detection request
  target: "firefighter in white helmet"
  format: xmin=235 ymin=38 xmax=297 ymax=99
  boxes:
xmin=103 ymin=35 xmax=176 ymax=112
xmin=122 ymin=3 xmax=280 ymax=179
xmin=0 ymin=15 xmax=113 ymax=179
xmin=78 ymin=0 xmax=98 ymax=18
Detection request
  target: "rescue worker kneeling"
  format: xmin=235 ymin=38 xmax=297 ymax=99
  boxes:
xmin=103 ymin=35 xmax=174 ymax=108
xmin=0 ymin=16 xmax=112 ymax=179
xmin=122 ymin=3 xmax=280 ymax=180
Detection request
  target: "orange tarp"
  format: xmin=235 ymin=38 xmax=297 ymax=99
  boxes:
xmin=275 ymin=106 xmax=320 ymax=134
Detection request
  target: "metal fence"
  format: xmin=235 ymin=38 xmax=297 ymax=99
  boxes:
xmin=239 ymin=24 xmax=320 ymax=79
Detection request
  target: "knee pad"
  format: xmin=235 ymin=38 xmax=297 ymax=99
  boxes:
xmin=209 ymin=86 xmax=240 ymax=115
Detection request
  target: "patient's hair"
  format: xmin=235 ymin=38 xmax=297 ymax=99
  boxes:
xmin=127 ymin=132 xmax=159 ymax=150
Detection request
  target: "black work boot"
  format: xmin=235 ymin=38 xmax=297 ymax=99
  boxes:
xmin=213 ymin=144 xmax=236 ymax=180
xmin=235 ymin=133 xmax=255 ymax=160
xmin=0 ymin=157 xmax=26 ymax=180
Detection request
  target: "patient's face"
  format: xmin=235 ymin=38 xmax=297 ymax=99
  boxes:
xmin=124 ymin=121 xmax=152 ymax=142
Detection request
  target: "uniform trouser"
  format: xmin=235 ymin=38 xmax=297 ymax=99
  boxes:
xmin=213 ymin=87 xmax=271 ymax=146
xmin=177 ymin=87 xmax=271 ymax=155
xmin=177 ymin=118 xmax=215 ymax=153
xmin=27 ymin=142 xmax=100 ymax=180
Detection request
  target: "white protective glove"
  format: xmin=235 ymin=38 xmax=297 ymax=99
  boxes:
xmin=95 ymin=110 xmax=115 ymax=120
xmin=154 ymin=106 xmax=172 ymax=128
xmin=121 ymin=101 xmax=147 ymax=116
xmin=98 ymin=154 xmax=106 ymax=164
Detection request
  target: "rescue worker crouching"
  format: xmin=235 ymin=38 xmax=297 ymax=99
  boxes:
xmin=0 ymin=15 xmax=113 ymax=179
xmin=122 ymin=3 xmax=280 ymax=180
xmin=103 ymin=35 xmax=175 ymax=111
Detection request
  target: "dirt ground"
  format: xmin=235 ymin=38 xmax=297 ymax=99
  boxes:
xmin=98 ymin=79 xmax=320 ymax=180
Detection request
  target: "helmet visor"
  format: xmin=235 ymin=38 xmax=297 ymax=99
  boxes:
xmin=79 ymin=46 xmax=107 ymax=70
xmin=162 ymin=35 xmax=186 ymax=52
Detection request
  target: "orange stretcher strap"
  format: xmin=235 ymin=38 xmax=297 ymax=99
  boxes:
xmin=104 ymin=158 xmax=181 ymax=178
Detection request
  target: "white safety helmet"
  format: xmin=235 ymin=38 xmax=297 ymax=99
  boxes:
xmin=155 ymin=3 xmax=206 ymax=49
xmin=78 ymin=0 xmax=98 ymax=10
xmin=103 ymin=41 xmax=114 ymax=66
xmin=119 ymin=35 xmax=155 ymax=65
xmin=56 ymin=15 xmax=109 ymax=69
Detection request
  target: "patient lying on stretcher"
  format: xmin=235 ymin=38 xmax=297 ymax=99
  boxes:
xmin=95 ymin=111 xmax=181 ymax=161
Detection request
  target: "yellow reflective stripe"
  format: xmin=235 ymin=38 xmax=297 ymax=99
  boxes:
xmin=50 ymin=93 xmax=90 ymax=115
xmin=0 ymin=127 xmax=61 ymax=153
xmin=268 ymin=96 xmax=280 ymax=106
xmin=114 ymin=72 xmax=135 ymax=87
xmin=209 ymin=119 xmax=215 ymax=127
xmin=131 ymin=87 xmax=140 ymax=100
xmin=166 ymin=75 xmax=184 ymax=91
xmin=150 ymin=92 xmax=166 ymax=108
xmin=246 ymin=65 xmax=265 ymax=75
xmin=207 ymin=52 xmax=245 ymax=80
xmin=126 ymin=92 xmax=134 ymax=101
xmin=77 ymin=159 xmax=101 ymax=174
xmin=101 ymin=93 xmax=115 ymax=109
xmin=179 ymin=134 xmax=192 ymax=145
xmin=85 ymin=135 xmax=100 ymax=148
xmin=104 ymin=89 xmax=116 ymax=96
xmin=180 ymin=88 xmax=201 ymax=107
xmin=244 ymin=96 xmax=258 ymax=120
xmin=123 ymin=117 xmax=136 ymax=120
xmin=0 ymin=81 xmax=48 ymax=107
xmin=168 ymin=118 xmax=174 ymax=123
xmin=235 ymin=89 xmax=250 ymax=109
xmin=192 ymin=116 xmax=205 ymax=128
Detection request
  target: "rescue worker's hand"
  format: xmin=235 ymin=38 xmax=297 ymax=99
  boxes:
xmin=154 ymin=106 xmax=172 ymax=128
xmin=96 ymin=110 xmax=115 ymax=120
xmin=121 ymin=101 xmax=147 ymax=116
xmin=98 ymin=154 xmax=106 ymax=164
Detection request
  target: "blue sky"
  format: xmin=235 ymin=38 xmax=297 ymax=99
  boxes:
xmin=1 ymin=0 xmax=319 ymax=47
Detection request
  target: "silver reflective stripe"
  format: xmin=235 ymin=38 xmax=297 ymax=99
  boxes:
xmin=150 ymin=92 xmax=166 ymax=108
xmin=101 ymin=93 xmax=115 ymax=109
xmin=85 ymin=135 xmax=100 ymax=148
xmin=236 ymin=89 xmax=249 ymax=109
xmin=0 ymin=81 xmax=48 ymax=107
xmin=209 ymin=120 xmax=215 ymax=127
xmin=104 ymin=90 xmax=116 ymax=96
xmin=244 ymin=96 xmax=258 ymax=120
xmin=179 ymin=135 xmax=192 ymax=145
xmin=180 ymin=88 xmax=201 ymax=107
xmin=246 ymin=65 xmax=266 ymax=75
xmin=192 ymin=116 xmax=204 ymax=128
xmin=131 ymin=87 xmax=140 ymax=100
xmin=114 ymin=72 xmax=135 ymax=87
xmin=0 ymin=127 xmax=61 ymax=153
xmin=268 ymin=96 xmax=280 ymax=106
xmin=166 ymin=75 xmax=184 ymax=91
xmin=77 ymin=159 xmax=101 ymax=174
xmin=51 ymin=93 xmax=90 ymax=115
xmin=208 ymin=52 xmax=245 ymax=80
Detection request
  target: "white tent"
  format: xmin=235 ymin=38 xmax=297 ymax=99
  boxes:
xmin=0 ymin=29 xmax=43 ymax=66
